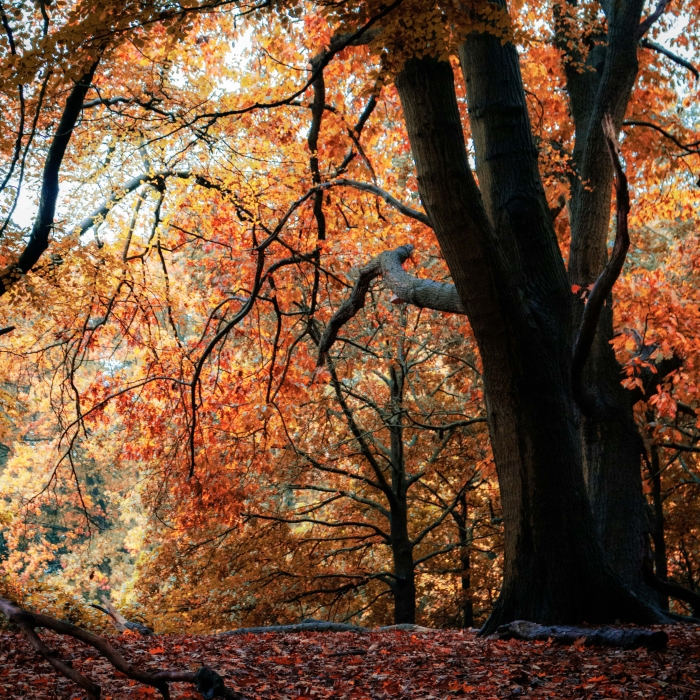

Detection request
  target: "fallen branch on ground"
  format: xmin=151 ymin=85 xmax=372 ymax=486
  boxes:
xmin=0 ymin=597 xmax=243 ymax=700
xmin=493 ymin=620 xmax=668 ymax=650
xmin=223 ymin=618 xmax=436 ymax=635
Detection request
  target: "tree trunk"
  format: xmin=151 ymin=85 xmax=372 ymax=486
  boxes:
xmin=456 ymin=495 xmax=474 ymax=628
xmin=394 ymin=46 xmax=664 ymax=631
xmin=392 ymin=548 xmax=417 ymax=625
xmin=647 ymin=441 xmax=669 ymax=610
xmin=579 ymin=332 xmax=651 ymax=599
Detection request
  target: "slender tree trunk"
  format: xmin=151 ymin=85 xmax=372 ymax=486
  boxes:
xmin=388 ymin=365 xmax=416 ymax=625
xmin=647 ymin=442 xmax=669 ymax=610
xmin=394 ymin=54 xmax=663 ymax=633
xmin=455 ymin=495 xmax=474 ymax=628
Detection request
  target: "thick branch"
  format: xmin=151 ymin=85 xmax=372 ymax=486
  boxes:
xmin=317 ymin=245 xmax=464 ymax=363
xmin=0 ymin=60 xmax=100 ymax=294
xmin=572 ymin=116 xmax=630 ymax=409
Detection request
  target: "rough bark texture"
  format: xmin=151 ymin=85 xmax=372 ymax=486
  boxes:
xmin=394 ymin=53 xmax=664 ymax=633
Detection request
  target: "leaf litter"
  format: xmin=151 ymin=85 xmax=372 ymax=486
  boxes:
xmin=0 ymin=625 xmax=699 ymax=699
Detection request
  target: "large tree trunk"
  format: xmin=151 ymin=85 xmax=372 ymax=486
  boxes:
xmin=394 ymin=53 xmax=663 ymax=632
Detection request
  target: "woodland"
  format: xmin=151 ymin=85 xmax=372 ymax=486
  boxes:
xmin=0 ymin=0 xmax=699 ymax=698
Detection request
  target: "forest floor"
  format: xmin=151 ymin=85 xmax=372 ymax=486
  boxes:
xmin=1 ymin=625 xmax=699 ymax=699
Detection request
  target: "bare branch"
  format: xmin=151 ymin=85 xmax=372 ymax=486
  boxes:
xmin=407 ymin=416 xmax=487 ymax=432
xmin=658 ymin=442 xmax=700 ymax=453
xmin=623 ymin=119 xmax=700 ymax=154
xmin=322 ymin=179 xmax=431 ymax=227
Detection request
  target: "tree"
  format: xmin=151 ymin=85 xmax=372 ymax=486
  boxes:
xmin=325 ymin=0 xmax=698 ymax=629
xmin=0 ymin=0 xmax=699 ymax=639
xmin=255 ymin=301 xmax=492 ymax=625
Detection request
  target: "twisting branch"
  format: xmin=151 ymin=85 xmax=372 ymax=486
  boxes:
xmin=0 ymin=597 xmax=208 ymax=700
xmin=572 ymin=115 xmax=630 ymax=410
xmin=640 ymin=38 xmax=700 ymax=79
xmin=317 ymin=245 xmax=464 ymax=364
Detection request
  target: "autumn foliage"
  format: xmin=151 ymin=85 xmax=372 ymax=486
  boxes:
xmin=0 ymin=0 xmax=698 ymax=654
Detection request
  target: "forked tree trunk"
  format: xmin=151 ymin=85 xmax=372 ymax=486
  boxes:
xmin=394 ymin=52 xmax=664 ymax=631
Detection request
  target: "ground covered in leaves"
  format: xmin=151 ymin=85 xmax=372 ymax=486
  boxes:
xmin=1 ymin=625 xmax=699 ymax=699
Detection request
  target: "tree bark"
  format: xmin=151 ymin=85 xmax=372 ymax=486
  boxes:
xmin=394 ymin=48 xmax=664 ymax=631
